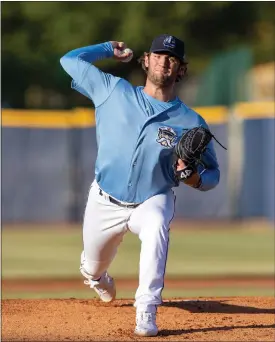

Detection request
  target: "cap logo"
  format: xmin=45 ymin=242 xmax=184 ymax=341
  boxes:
xmin=163 ymin=36 xmax=176 ymax=49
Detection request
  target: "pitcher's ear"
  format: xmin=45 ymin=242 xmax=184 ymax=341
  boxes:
xmin=144 ymin=53 xmax=150 ymax=68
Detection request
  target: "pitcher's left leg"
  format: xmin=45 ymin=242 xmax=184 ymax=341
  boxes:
xmin=128 ymin=190 xmax=175 ymax=336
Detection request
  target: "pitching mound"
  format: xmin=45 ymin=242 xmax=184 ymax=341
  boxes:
xmin=2 ymin=297 xmax=274 ymax=341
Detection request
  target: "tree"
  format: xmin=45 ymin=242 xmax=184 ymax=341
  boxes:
xmin=2 ymin=2 xmax=274 ymax=108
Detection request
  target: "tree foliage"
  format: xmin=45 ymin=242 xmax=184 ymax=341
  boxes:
xmin=2 ymin=1 xmax=274 ymax=108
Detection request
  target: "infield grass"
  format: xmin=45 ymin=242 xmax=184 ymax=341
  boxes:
xmin=2 ymin=223 xmax=274 ymax=279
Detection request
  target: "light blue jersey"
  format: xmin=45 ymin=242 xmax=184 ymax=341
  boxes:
xmin=60 ymin=42 xmax=220 ymax=203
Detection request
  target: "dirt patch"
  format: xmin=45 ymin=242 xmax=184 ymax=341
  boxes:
xmin=2 ymin=276 xmax=274 ymax=293
xmin=2 ymin=297 xmax=275 ymax=341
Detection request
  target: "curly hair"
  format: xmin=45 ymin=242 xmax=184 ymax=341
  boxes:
xmin=137 ymin=52 xmax=188 ymax=83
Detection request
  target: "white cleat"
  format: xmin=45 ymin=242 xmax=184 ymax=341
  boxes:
xmin=83 ymin=272 xmax=116 ymax=303
xmin=80 ymin=252 xmax=116 ymax=303
xmin=134 ymin=311 xmax=158 ymax=337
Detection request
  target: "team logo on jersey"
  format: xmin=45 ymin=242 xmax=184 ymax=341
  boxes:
xmin=163 ymin=36 xmax=176 ymax=49
xmin=156 ymin=126 xmax=177 ymax=148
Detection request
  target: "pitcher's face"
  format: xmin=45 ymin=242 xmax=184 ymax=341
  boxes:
xmin=145 ymin=52 xmax=181 ymax=87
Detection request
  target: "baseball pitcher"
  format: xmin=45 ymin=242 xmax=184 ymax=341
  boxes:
xmin=60 ymin=34 xmax=224 ymax=337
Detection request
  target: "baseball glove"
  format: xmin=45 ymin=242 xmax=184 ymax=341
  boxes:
xmin=173 ymin=126 xmax=227 ymax=182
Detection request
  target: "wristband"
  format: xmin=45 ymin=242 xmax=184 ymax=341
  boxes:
xmin=176 ymin=165 xmax=195 ymax=182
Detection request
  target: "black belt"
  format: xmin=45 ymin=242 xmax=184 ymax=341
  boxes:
xmin=99 ymin=189 xmax=140 ymax=208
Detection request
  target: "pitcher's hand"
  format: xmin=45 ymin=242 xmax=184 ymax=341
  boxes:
xmin=110 ymin=41 xmax=133 ymax=62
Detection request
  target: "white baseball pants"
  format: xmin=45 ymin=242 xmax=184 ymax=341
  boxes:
xmin=81 ymin=180 xmax=175 ymax=309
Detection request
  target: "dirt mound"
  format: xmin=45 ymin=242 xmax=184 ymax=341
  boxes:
xmin=2 ymin=297 xmax=274 ymax=341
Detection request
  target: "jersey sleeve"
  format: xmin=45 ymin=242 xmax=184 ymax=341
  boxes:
xmin=195 ymin=115 xmax=221 ymax=191
xmin=60 ymin=42 xmax=121 ymax=107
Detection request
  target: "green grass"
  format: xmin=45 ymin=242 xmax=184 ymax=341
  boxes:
xmin=2 ymin=224 xmax=274 ymax=279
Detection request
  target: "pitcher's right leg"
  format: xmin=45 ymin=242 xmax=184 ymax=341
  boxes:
xmin=80 ymin=181 xmax=129 ymax=302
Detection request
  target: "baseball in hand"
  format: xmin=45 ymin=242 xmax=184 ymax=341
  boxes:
xmin=121 ymin=48 xmax=133 ymax=63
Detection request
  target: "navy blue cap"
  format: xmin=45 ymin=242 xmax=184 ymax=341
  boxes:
xmin=150 ymin=34 xmax=185 ymax=61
